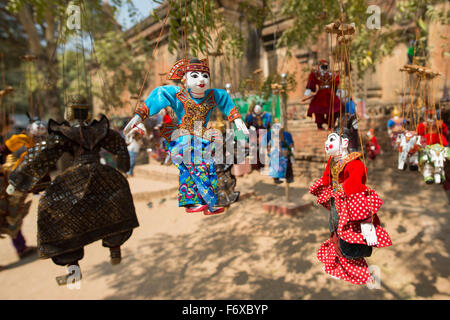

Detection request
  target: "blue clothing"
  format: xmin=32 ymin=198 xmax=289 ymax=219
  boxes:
xmin=141 ymin=85 xmax=239 ymax=210
xmin=127 ymin=151 xmax=138 ymax=175
xmin=263 ymin=130 xmax=294 ymax=179
xmin=345 ymin=100 xmax=356 ymax=115
xmin=246 ymin=112 xmax=272 ymax=129
xmin=143 ymin=85 xmax=237 ymax=129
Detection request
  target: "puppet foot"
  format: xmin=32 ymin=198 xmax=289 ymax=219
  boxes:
xmin=185 ymin=204 xmax=208 ymax=213
xmin=409 ymin=164 xmax=418 ymax=171
xmin=204 ymin=207 xmax=225 ymax=216
xmin=110 ymin=247 xmax=122 ymax=265
xmin=273 ymin=178 xmax=283 ymax=184
xmin=56 ymin=265 xmax=82 ymax=286
xmin=18 ymin=246 xmax=37 ymax=260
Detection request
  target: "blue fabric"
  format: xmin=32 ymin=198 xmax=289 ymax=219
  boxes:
xmin=346 ymin=100 xmax=356 ymax=115
xmin=264 ymin=130 xmax=293 ymax=179
xmin=246 ymin=112 xmax=272 ymax=129
xmin=166 ymin=135 xmax=218 ymax=210
xmin=143 ymin=85 xmax=237 ymax=127
xmin=127 ymin=151 xmax=139 ymax=175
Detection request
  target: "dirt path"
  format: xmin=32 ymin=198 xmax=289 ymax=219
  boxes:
xmin=0 ymin=167 xmax=449 ymax=299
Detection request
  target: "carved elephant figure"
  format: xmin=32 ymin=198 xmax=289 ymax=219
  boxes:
xmin=419 ymin=144 xmax=450 ymax=184
xmin=395 ymin=131 xmax=421 ymax=171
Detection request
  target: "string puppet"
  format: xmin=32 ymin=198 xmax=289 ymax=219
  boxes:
xmin=123 ymin=58 xmax=249 ymax=215
xmin=7 ymin=95 xmax=139 ymax=285
xmin=265 ymin=122 xmax=295 ymax=184
xmin=365 ymin=129 xmax=380 ymax=161
xmin=395 ymin=130 xmax=421 ymax=171
xmin=0 ymin=119 xmax=36 ymax=262
xmin=309 ymin=122 xmax=392 ymax=285
xmin=245 ymin=103 xmax=272 ymax=170
xmin=303 ymin=59 xmax=341 ymax=130
xmin=387 ymin=107 xmax=406 ymax=146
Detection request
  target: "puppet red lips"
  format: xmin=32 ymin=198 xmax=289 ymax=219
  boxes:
xmin=199 ymin=84 xmax=205 ymax=88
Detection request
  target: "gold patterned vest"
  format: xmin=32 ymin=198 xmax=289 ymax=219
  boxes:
xmin=329 ymin=152 xmax=362 ymax=192
xmin=176 ymin=88 xmax=215 ymax=135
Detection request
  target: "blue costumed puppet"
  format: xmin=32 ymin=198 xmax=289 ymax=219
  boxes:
xmin=124 ymin=58 xmax=249 ymax=215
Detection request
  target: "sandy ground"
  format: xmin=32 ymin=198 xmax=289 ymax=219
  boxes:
xmin=0 ymin=162 xmax=449 ymax=300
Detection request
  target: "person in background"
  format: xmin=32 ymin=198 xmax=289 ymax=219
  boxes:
xmin=125 ymin=123 xmax=147 ymax=177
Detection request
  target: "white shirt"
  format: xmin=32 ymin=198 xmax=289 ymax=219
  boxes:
xmin=126 ymin=134 xmax=142 ymax=153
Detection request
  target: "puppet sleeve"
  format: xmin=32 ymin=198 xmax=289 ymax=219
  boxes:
xmin=102 ymin=129 xmax=130 ymax=173
xmin=342 ymin=160 xmax=368 ymax=196
xmin=8 ymin=134 xmax=69 ymax=192
xmin=214 ymin=89 xmax=242 ymax=122
xmin=306 ymin=72 xmax=317 ymax=92
xmin=136 ymin=85 xmax=180 ymax=120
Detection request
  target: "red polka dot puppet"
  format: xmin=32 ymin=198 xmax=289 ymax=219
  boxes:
xmin=309 ymin=126 xmax=392 ymax=285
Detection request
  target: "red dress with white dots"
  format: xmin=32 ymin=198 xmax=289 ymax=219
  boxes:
xmin=309 ymin=152 xmax=392 ymax=285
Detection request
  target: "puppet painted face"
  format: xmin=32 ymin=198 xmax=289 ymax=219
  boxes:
xmin=325 ymin=132 xmax=348 ymax=157
xmin=254 ymin=104 xmax=262 ymax=115
xmin=185 ymin=71 xmax=210 ymax=96
xmin=28 ymin=120 xmax=47 ymax=137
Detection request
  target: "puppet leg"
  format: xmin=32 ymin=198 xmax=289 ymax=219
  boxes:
xmin=103 ymin=230 xmax=133 ymax=265
xmin=52 ymin=248 xmax=84 ymax=286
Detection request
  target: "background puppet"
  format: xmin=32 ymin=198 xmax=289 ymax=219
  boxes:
xmin=309 ymin=123 xmax=392 ymax=285
xmin=0 ymin=116 xmax=36 ymax=265
xmin=123 ymin=58 xmax=249 ymax=215
xmin=7 ymin=95 xmax=139 ymax=285
xmin=245 ymin=103 xmax=272 ymax=170
xmin=303 ymin=60 xmax=341 ymax=130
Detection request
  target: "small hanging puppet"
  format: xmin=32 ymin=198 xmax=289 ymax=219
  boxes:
xmin=309 ymin=121 xmax=392 ymax=285
xmin=123 ymin=58 xmax=249 ymax=215
xmin=365 ymin=129 xmax=380 ymax=161
xmin=303 ymin=59 xmax=341 ymax=130
xmin=395 ymin=130 xmax=421 ymax=171
xmin=419 ymin=144 xmax=450 ymax=184
xmin=245 ymin=103 xmax=272 ymax=170
xmin=7 ymin=95 xmax=139 ymax=285
xmin=387 ymin=107 xmax=406 ymax=146
xmin=265 ymin=122 xmax=295 ymax=184
xmin=416 ymin=109 xmax=449 ymax=147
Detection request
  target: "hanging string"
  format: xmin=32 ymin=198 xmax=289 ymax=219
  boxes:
xmin=126 ymin=0 xmax=173 ymax=113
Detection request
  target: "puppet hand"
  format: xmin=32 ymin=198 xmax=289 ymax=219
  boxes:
xmin=6 ymin=184 xmax=15 ymax=195
xmin=361 ymin=223 xmax=378 ymax=246
xmin=370 ymin=146 xmax=375 ymax=150
xmin=304 ymin=89 xmax=312 ymax=96
xmin=234 ymin=118 xmax=249 ymax=135
xmin=123 ymin=114 xmax=142 ymax=136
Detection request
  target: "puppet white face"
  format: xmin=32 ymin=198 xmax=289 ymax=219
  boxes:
xmin=28 ymin=121 xmax=47 ymax=137
xmin=325 ymin=132 xmax=348 ymax=157
xmin=254 ymin=105 xmax=262 ymax=115
xmin=185 ymin=71 xmax=210 ymax=96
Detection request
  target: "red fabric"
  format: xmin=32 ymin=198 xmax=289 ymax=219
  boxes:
xmin=366 ymin=136 xmax=380 ymax=160
xmin=309 ymin=156 xmax=392 ymax=285
xmin=306 ymin=71 xmax=341 ymax=116
xmin=163 ymin=114 xmax=172 ymax=124
xmin=417 ymin=121 xmax=449 ymax=146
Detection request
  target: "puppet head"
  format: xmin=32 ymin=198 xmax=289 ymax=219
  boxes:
xmin=325 ymin=130 xmax=350 ymax=157
xmin=168 ymin=58 xmax=210 ymax=97
xmin=254 ymin=104 xmax=262 ymax=115
xmin=26 ymin=113 xmax=47 ymax=137
xmin=319 ymin=59 xmax=329 ymax=72
xmin=64 ymin=94 xmax=91 ymax=122
xmin=366 ymin=128 xmax=375 ymax=138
